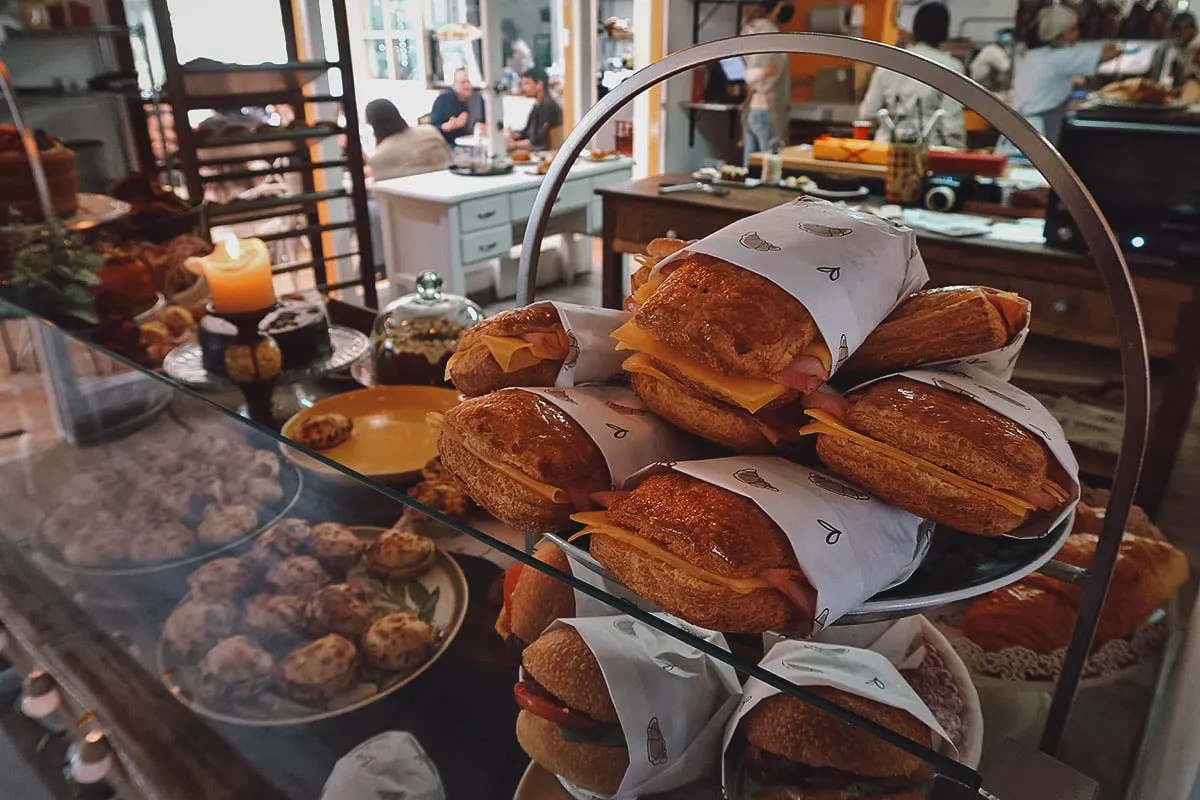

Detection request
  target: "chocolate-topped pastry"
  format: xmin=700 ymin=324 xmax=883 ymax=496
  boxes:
xmin=259 ymin=297 xmax=332 ymax=370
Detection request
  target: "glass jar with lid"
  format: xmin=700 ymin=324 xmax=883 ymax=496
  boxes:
xmin=371 ymin=271 xmax=484 ymax=386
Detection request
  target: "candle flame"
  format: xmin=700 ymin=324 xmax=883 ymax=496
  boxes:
xmin=223 ymin=234 xmax=241 ymax=260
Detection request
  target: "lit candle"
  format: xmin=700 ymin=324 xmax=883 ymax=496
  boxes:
xmin=186 ymin=235 xmax=276 ymax=315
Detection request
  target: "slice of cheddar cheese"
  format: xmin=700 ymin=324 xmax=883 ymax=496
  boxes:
xmin=570 ymin=512 xmax=774 ymax=594
xmin=441 ymin=429 xmax=570 ymax=504
xmin=799 ymin=409 xmax=1036 ymax=517
xmin=622 ymin=354 xmax=782 ymax=445
xmin=613 ymin=321 xmax=787 ymax=414
xmin=629 ymin=271 xmax=666 ymax=307
xmin=482 ymin=335 xmax=544 ymax=372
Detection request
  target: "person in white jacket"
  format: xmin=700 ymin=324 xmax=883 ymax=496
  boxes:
xmin=859 ymin=2 xmax=966 ymax=147
xmin=741 ymin=1 xmax=794 ymax=166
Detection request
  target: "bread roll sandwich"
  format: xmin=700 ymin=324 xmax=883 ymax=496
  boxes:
xmin=436 ymin=391 xmax=609 ymax=532
xmin=730 ymin=688 xmax=933 ymax=800
xmin=514 ymin=626 xmax=629 ymax=795
xmin=841 ymin=287 xmax=1027 ymax=378
xmin=495 ymin=540 xmax=576 ymax=650
xmin=803 ymin=378 xmax=1071 ymax=536
xmin=445 ymin=304 xmax=572 ymax=396
xmin=573 ymin=473 xmax=816 ymax=634
xmin=961 ymin=532 xmax=1188 ymax=654
xmin=614 ymin=252 xmax=834 ymax=453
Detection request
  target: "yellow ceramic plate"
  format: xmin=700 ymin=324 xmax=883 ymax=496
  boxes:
xmin=513 ymin=762 xmax=571 ymax=800
xmin=281 ymin=386 xmax=460 ymax=484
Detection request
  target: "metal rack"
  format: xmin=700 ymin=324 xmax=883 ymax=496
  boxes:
xmin=523 ymin=32 xmax=1151 ymax=793
xmin=146 ymin=0 xmax=377 ymax=308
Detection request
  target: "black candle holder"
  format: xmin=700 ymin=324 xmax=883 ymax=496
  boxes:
xmin=209 ymin=303 xmax=282 ymax=428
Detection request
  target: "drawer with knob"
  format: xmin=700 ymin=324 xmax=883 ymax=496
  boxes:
xmin=459 ymin=195 xmax=510 ymax=233
xmin=460 ymin=224 xmax=513 ymax=265
xmin=924 ymin=266 xmax=1189 ymax=359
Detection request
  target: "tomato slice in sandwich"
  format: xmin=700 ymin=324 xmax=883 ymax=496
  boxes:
xmin=513 ymin=680 xmax=611 ymax=737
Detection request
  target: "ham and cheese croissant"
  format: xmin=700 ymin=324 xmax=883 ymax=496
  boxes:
xmin=615 ymin=253 xmax=833 ymax=453
xmin=445 ymin=304 xmax=572 ymax=397
xmin=437 ymin=391 xmax=610 ymax=532
xmin=961 ymin=533 xmax=1188 ymax=653
xmin=804 ymin=378 xmax=1071 ymax=535
xmin=574 ymin=473 xmax=817 ymax=635
xmin=841 ymin=286 xmax=1028 ymax=378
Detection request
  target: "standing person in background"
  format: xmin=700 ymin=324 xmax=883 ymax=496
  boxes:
xmin=503 ymin=19 xmax=535 ymax=76
xmin=858 ymin=3 xmax=966 ymax=147
xmin=429 ymin=68 xmax=480 ymax=147
xmin=507 ymin=67 xmax=562 ymax=151
xmin=1009 ymin=5 xmax=1119 ymax=147
xmin=1168 ymin=13 xmax=1200 ymax=88
xmin=971 ymin=27 xmax=1016 ymax=95
xmin=741 ymin=1 xmax=794 ymax=166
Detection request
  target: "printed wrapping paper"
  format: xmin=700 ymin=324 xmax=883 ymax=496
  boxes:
xmin=654 ymin=197 xmax=929 ymax=379
xmin=514 ymin=385 xmax=705 ymax=491
xmin=850 ymin=365 xmax=1080 ymax=539
xmin=720 ymin=639 xmax=955 ymax=793
xmin=672 ymin=456 xmax=928 ymax=634
xmin=551 ymin=614 xmax=742 ymax=799
xmin=548 ymin=302 xmax=630 ymax=386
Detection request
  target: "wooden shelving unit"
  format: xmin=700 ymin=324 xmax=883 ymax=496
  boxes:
xmin=147 ymin=0 xmax=377 ymax=307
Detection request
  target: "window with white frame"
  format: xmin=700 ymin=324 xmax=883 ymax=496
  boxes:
xmin=357 ymin=0 xmax=428 ymax=82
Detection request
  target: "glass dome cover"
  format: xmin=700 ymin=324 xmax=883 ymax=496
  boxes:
xmin=371 ymin=271 xmax=484 ymax=386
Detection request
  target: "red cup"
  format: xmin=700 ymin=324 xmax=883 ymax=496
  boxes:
xmin=852 ymin=120 xmax=872 ymax=140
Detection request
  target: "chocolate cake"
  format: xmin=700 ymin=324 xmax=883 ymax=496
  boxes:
xmin=0 ymin=126 xmax=79 ymax=222
xmin=258 ymin=299 xmax=332 ymax=370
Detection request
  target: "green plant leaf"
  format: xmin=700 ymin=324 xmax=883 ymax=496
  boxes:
xmin=418 ymin=586 xmax=440 ymax=623
xmin=407 ymin=580 xmax=431 ymax=606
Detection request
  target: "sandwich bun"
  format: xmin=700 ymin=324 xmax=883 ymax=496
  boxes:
xmin=495 ymin=540 xmax=575 ymax=646
xmin=447 ymin=304 xmax=566 ymax=396
xmin=585 ymin=473 xmax=813 ymax=634
xmin=517 ymin=627 xmax=628 ymax=795
xmin=842 ymin=287 xmax=1025 ymax=378
xmin=635 ymin=255 xmax=820 ymax=387
xmin=628 ymin=367 xmax=777 ymax=454
xmin=814 ymin=378 xmax=1063 ymax=536
xmin=437 ymin=391 xmax=609 ymax=532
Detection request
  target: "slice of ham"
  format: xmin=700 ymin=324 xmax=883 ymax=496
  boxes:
xmin=774 ymin=354 xmax=829 ymax=395
xmin=521 ymin=329 xmax=571 ymax=360
xmin=987 ymin=292 xmax=1028 ymax=335
xmin=567 ymin=488 xmax=595 ymax=512
xmin=803 ymin=388 xmax=849 ymax=422
xmin=759 ymin=568 xmax=818 ymax=633
xmin=589 ymin=490 xmax=631 ymax=508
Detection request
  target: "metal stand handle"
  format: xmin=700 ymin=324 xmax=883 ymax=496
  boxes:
xmin=518 ymin=33 xmax=1151 ymax=758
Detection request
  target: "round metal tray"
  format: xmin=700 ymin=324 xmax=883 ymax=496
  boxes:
xmin=162 ymin=325 xmax=369 ymax=389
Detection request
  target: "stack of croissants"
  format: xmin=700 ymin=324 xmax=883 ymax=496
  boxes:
xmin=961 ymin=490 xmax=1189 ymax=655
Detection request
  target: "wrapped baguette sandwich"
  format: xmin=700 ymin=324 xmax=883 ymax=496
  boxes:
xmin=961 ymin=532 xmax=1188 ymax=654
xmin=804 ymin=377 xmax=1072 ymax=536
xmin=446 ymin=301 xmax=628 ymax=396
xmin=437 ymin=386 xmax=699 ymax=533
xmin=616 ymin=199 xmax=926 ymax=453
xmin=841 ymin=286 xmax=1028 ymax=379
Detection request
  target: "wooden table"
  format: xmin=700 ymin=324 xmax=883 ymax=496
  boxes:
xmin=597 ymin=175 xmax=1200 ymax=515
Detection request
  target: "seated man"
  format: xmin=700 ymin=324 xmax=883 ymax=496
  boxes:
xmin=507 ymin=67 xmax=562 ymax=151
xmin=429 ymin=68 xmax=482 ymax=146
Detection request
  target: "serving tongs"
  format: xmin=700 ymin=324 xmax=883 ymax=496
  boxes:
xmin=658 ymin=180 xmax=729 ymax=197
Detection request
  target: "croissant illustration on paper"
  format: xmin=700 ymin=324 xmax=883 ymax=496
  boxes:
xmin=563 ymin=332 xmax=580 ymax=369
xmin=739 ymin=231 xmax=781 ymax=252
xmin=605 ymin=401 xmax=649 ymax=417
xmin=646 ymin=718 xmax=668 ymax=766
xmin=734 ymin=468 xmax=779 ymax=492
xmin=799 ymin=222 xmax=853 ymax=238
xmin=808 ymin=471 xmax=870 ymax=500
xmin=613 ymin=618 xmax=638 ymax=637
xmin=543 ymin=388 xmax=578 ymax=404
xmin=780 ymin=659 xmax=827 ymax=674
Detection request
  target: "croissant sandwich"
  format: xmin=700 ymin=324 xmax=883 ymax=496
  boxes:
xmin=445 ymin=303 xmax=572 ymax=396
xmin=803 ymin=378 xmax=1071 ymax=536
xmin=436 ymin=391 xmax=610 ymax=532
xmin=614 ymin=252 xmax=836 ymax=453
xmin=841 ymin=286 xmax=1027 ymax=378
xmin=961 ymin=533 xmax=1188 ymax=654
xmin=572 ymin=473 xmax=817 ymax=635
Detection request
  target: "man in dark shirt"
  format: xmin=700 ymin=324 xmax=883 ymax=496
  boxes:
xmin=429 ymin=68 xmax=480 ymax=146
xmin=507 ymin=67 xmax=562 ymax=151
